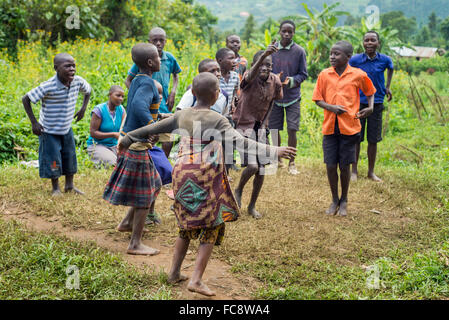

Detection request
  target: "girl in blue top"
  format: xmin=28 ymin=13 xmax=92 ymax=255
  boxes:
xmin=87 ymin=85 xmax=126 ymax=167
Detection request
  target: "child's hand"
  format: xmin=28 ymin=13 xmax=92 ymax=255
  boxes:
xmin=276 ymin=146 xmax=297 ymax=160
xmin=74 ymin=108 xmax=86 ymax=122
xmin=265 ymin=40 xmax=279 ymax=56
xmin=31 ymin=121 xmax=44 ymax=136
xmin=356 ymin=107 xmax=373 ymax=119
xmin=327 ymin=105 xmax=347 ymax=115
xmin=148 ymin=134 xmax=159 ymax=145
xmin=117 ymin=142 xmax=128 ymax=155
xmin=386 ymin=88 xmax=393 ymax=102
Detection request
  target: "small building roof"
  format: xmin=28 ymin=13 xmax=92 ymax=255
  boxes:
xmin=391 ymin=46 xmax=441 ymax=58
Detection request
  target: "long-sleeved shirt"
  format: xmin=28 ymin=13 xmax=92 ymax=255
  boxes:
xmin=272 ymin=42 xmax=308 ymax=104
xmin=120 ymin=108 xmax=278 ymax=162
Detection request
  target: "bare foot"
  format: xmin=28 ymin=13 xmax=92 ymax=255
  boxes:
xmin=338 ymin=200 xmax=347 ymax=216
xmin=325 ymin=201 xmax=339 ymax=215
xmin=117 ymin=224 xmax=150 ymax=233
xmin=64 ymin=187 xmax=85 ymax=195
xmin=52 ymin=189 xmax=63 ymax=197
xmin=368 ymin=173 xmax=382 ymax=182
xmin=288 ymin=162 xmax=298 ymax=175
xmin=168 ymin=273 xmax=189 ymax=284
xmin=127 ymin=243 xmax=160 ymax=256
xmin=187 ymin=281 xmax=216 ymax=296
xmin=248 ymin=207 xmax=262 ymax=219
xmin=351 ymin=172 xmax=358 ymax=182
xmin=234 ymin=188 xmax=242 ymax=208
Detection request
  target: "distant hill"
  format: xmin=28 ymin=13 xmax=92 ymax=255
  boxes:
xmin=197 ymin=0 xmax=449 ymax=31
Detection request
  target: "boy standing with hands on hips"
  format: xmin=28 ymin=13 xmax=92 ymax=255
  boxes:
xmin=22 ymin=53 xmax=91 ymax=196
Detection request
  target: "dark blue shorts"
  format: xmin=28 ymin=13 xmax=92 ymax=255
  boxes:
xmin=359 ymin=103 xmax=384 ymax=143
xmin=38 ymin=128 xmax=77 ymax=179
xmin=323 ymin=132 xmax=360 ymax=166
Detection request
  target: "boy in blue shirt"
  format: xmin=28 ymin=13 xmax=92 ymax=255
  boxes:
xmin=349 ymin=31 xmax=394 ymax=182
xmin=22 ymin=53 xmax=91 ymax=196
xmin=125 ymin=27 xmax=182 ymax=158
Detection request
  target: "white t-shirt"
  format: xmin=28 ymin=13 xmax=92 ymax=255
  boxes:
xmin=175 ymin=88 xmax=228 ymax=115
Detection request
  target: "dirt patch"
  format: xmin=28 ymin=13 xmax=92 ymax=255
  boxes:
xmin=1 ymin=202 xmax=256 ymax=300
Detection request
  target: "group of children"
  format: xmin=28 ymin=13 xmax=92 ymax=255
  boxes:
xmin=22 ymin=22 xmax=393 ymax=296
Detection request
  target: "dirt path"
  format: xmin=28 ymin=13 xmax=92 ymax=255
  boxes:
xmin=1 ymin=203 xmax=255 ymax=300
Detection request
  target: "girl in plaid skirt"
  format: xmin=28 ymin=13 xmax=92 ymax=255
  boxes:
xmin=103 ymin=43 xmax=162 ymax=256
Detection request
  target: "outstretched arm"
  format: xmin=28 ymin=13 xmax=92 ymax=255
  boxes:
xmin=246 ymin=40 xmax=278 ymax=83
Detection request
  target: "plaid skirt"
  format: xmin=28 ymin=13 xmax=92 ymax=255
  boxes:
xmin=103 ymin=149 xmax=162 ymax=208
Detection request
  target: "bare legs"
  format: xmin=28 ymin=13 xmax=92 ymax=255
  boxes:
xmin=352 ymin=142 xmax=381 ymax=182
xmin=326 ymin=163 xmax=350 ymax=216
xmin=272 ymin=129 xmax=298 ymax=173
xmin=168 ymin=237 xmax=215 ymax=296
xmin=117 ymin=206 xmax=160 ymax=255
xmin=235 ymin=164 xmax=264 ymax=219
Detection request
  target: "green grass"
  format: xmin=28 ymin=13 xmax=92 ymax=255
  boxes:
xmin=0 ymin=219 xmax=172 ymax=300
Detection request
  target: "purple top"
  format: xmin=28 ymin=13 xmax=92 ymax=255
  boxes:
xmin=271 ymin=42 xmax=308 ymax=103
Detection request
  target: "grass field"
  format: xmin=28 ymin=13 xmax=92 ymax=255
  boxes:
xmin=1 ymin=39 xmax=449 ymax=299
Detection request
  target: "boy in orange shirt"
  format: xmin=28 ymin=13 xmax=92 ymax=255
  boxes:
xmin=312 ymin=41 xmax=376 ymax=216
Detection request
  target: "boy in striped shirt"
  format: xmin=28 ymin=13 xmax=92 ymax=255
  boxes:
xmin=22 ymin=53 xmax=91 ymax=196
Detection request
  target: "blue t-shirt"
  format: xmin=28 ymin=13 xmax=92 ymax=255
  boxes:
xmin=122 ymin=73 xmax=160 ymax=134
xmin=128 ymin=51 xmax=182 ymax=114
xmin=87 ymin=102 xmax=125 ymax=147
xmin=349 ymin=52 xmax=394 ymax=104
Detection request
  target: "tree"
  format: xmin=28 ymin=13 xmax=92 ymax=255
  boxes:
xmin=428 ymin=11 xmax=440 ymax=39
xmin=241 ymin=14 xmax=256 ymax=45
xmin=440 ymin=16 xmax=449 ymax=39
xmin=415 ymin=26 xmax=432 ymax=46
xmin=381 ymin=11 xmax=417 ymax=42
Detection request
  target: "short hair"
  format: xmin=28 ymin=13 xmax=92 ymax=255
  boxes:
xmin=252 ymin=50 xmax=265 ymax=65
xmin=333 ymin=40 xmax=354 ymax=56
xmin=364 ymin=30 xmax=380 ymax=41
xmin=192 ymin=73 xmax=219 ymax=102
xmin=279 ymin=20 xmax=296 ymax=31
xmin=131 ymin=43 xmax=158 ymax=70
xmin=54 ymin=53 xmax=74 ymax=67
xmin=198 ymin=58 xmax=216 ymax=73
xmin=215 ymin=48 xmax=233 ymax=61
xmin=109 ymin=85 xmax=124 ymax=95
xmin=148 ymin=27 xmax=166 ymax=39
xmin=226 ymin=34 xmax=240 ymax=42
